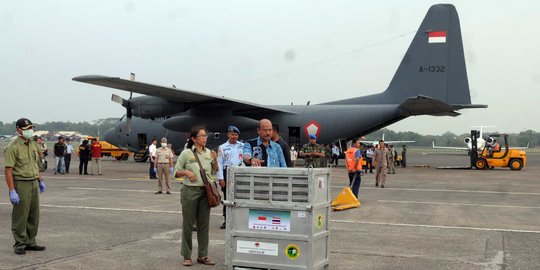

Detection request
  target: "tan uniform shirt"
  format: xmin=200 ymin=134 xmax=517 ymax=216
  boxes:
xmin=374 ymin=148 xmax=389 ymax=167
xmin=156 ymin=147 xmax=173 ymax=164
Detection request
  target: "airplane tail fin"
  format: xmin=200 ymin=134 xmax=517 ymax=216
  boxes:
xmin=385 ymin=4 xmax=470 ymax=105
xmin=325 ymin=4 xmax=486 ymax=112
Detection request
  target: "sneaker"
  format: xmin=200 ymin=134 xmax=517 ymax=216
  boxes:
xmin=166 ymin=191 xmax=171 ymax=194
xmin=155 ymin=191 xmax=162 ymax=194
xmin=220 ymin=222 xmax=226 ymax=229
xmin=381 ymin=185 xmax=385 ymax=188
xmin=375 ymin=182 xmax=378 ymax=187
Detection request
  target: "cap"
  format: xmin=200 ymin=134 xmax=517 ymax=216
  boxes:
xmin=227 ymin=125 xmax=240 ymax=134
xmin=16 ymin=118 xmax=33 ymax=130
xmin=309 ymin=134 xmax=317 ymax=139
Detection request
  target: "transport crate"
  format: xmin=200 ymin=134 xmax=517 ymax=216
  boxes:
xmin=224 ymin=167 xmax=331 ymax=270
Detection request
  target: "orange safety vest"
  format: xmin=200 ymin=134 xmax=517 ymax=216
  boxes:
xmin=345 ymin=147 xmax=362 ymax=171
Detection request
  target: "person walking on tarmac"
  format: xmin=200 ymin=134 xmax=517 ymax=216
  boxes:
xmin=148 ymin=138 xmax=158 ymax=179
xmin=401 ymin=144 xmax=407 ymax=167
xmin=4 ymin=118 xmax=47 ymax=255
xmin=243 ymin=119 xmax=286 ymax=168
xmin=365 ymin=145 xmax=374 ymax=174
xmin=53 ymin=136 xmax=66 ymax=174
xmin=154 ymin=137 xmax=174 ymax=194
xmin=299 ymin=134 xmax=325 ymax=168
xmin=374 ymin=140 xmax=390 ymax=188
xmin=345 ymin=139 xmax=363 ymax=198
xmin=217 ymin=126 xmax=244 ymax=229
xmin=64 ymin=138 xmax=74 ymax=173
xmin=78 ymin=140 xmax=91 ymax=175
xmin=387 ymin=145 xmax=396 ymax=174
xmin=90 ymin=138 xmax=102 ymax=175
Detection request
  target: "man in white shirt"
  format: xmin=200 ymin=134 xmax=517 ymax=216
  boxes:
xmin=331 ymin=144 xmax=340 ymax=167
xmin=65 ymin=138 xmax=75 ymax=173
xmin=217 ymin=126 xmax=243 ymax=229
xmin=148 ymin=138 xmax=157 ymax=179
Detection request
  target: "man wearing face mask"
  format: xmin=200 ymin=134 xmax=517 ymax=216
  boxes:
xmin=154 ymin=137 xmax=174 ymax=194
xmin=4 ymin=118 xmax=46 ymax=255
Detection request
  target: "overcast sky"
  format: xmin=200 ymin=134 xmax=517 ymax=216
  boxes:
xmin=1 ymin=0 xmax=539 ymax=135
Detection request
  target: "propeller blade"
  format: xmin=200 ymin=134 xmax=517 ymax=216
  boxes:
xmin=111 ymin=94 xmax=126 ymax=105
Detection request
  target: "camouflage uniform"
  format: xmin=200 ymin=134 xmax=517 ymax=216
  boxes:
xmin=300 ymin=143 xmax=325 ymax=168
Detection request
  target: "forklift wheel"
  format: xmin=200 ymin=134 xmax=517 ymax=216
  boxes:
xmin=509 ymin=159 xmax=523 ymax=171
xmin=474 ymin=159 xmax=487 ymax=170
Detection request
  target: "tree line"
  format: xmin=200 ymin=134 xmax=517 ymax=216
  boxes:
xmin=1 ymin=120 xmax=537 ymax=147
xmin=0 ymin=118 xmax=118 ymax=137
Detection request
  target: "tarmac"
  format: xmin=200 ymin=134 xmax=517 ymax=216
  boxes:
xmin=1 ymin=149 xmax=539 ymax=270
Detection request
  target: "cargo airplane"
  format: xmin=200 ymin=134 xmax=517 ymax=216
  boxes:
xmin=73 ymin=4 xmax=486 ymax=155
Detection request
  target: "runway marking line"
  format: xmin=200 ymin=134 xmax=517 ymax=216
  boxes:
xmin=332 ymin=186 xmax=540 ymax=196
xmin=331 ymin=220 xmax=540 ymax=234
xmin=379 ymin=200 xmax=540 ymax=209
xmin=1 ymin=202 xmax=539 ymax=234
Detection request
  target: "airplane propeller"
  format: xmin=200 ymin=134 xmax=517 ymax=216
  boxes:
xmin=111 ymin=93 xmax=133 ymax=134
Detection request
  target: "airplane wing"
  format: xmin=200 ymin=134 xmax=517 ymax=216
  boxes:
xmin=384 ymin=140 xmax=415 ymax=144
xmin=360 ymin=140 xmax=415 ymax=145
xmin=72 ymin=75 xmax=297 ymax=116
xmin=432 ymin=141 xmax=468 ymax=150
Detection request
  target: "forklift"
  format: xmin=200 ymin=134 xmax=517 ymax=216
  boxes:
xmin=470 ymin=130 xmax=527 ymax=170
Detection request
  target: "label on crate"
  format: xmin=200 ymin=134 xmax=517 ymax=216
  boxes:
xmin=285 ymin=244 xmax=301 ymax=260
xmin=248 ymin=209 xmax=291 ymax=232
xmin=237 ymin=240 xmax=278 ymax=256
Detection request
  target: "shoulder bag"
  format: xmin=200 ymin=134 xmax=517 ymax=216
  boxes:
xmin=193 ymin=150 xmax=221 ymax=208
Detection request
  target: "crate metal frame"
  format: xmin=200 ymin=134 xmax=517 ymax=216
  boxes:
xmin=224 ymin=167 xmax=331 ymax=270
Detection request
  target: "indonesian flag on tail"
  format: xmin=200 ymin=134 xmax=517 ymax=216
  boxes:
xmin=428 ymin=31 xmax=446 ymax=43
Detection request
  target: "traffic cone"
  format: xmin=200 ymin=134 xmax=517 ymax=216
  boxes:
xmin=331 ymin=187 xmax=361 ymax=211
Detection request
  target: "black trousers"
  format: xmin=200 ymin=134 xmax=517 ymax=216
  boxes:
xmin=79 ymin=157 xmax=88 ymax=174
xmin=149 ymin=161 xmax=156 ymax=179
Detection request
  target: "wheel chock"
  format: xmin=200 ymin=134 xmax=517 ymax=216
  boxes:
xmin=331 ymin=187 xmax=361 ymax=211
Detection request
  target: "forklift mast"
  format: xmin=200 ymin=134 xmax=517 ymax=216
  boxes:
xmin=470 ymin=130 xmax=480 ymax=168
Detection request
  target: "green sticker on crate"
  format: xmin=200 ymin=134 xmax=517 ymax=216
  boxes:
xmin=285 ymin=244 xmax=300 ymax=260
xmin=317 ymin=213 xmax=323 ymax=229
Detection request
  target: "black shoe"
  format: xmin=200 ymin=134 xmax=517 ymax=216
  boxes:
xmin=155 ymin=191 xmax=162 ymax=194
xmin=84 ymin=173 xmax=89 ymax=175
xmin=381 ymin=185 xmax=385 ymax=188
xmin=25 ymin=245 xmax=46 ymax=251
xmin=14 ymin=247 xmax=26 ymax=255
xmin=220 ymin=222 xmax=226 ymax=229
xmin=375 ymin=182 xmax=378 ymax=187
xmin=192 ymin=226 xmax=198 ymax=231
xmin=166 ymin=191 xmax=171 ymax=194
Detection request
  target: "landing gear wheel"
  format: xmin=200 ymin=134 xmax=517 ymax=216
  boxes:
xmin=509 ymin=159 xmax=523 ymax=171
xmin=474 ymin=159 xmax=487 ymax=170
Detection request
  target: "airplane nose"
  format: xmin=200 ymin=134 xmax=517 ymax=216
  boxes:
xmin=103 ymin=127 xmax=117 ymax=145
